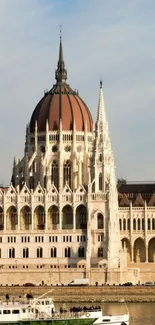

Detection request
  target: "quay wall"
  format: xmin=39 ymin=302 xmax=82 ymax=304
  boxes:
xmin=0 ymin=286 xmax=155 ymax=303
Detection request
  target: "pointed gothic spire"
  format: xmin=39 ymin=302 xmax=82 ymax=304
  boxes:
xmin=55 ymin=27 xmax=67 ymax=83
xmin=97 ymin=80 xmax=106 ymax=126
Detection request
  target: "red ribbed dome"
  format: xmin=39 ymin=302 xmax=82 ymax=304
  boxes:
xmin=29 ymin=37 xmax=93 ymax=133
xmin=30 ymin=83 xmax=93 ymax=132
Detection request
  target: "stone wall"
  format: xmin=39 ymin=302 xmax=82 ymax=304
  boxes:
xmin=0 ymin=266 xmax=155 ymax=286
xmin=0 ymin=286 xmax=155 ymax=303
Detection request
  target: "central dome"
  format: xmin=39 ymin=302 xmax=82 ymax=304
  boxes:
xmin=30 ymin=38 xmax=93 ymax=133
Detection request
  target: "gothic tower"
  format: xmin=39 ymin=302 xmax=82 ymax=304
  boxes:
xmin=9 ymin=36 xmax=123 ymax=284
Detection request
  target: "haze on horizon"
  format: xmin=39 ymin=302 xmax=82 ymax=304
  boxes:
xmin=0 ymin=0 xmax=155 ymax=186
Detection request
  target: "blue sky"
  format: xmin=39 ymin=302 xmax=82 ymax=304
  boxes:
xmin=0 ymin=0 xmax=155 ymax=185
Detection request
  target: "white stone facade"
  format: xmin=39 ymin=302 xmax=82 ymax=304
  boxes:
xmin=1 ymin=39 xmax=154 ymax=286
xmin=0 ymin=78 xmax=123 ymax=285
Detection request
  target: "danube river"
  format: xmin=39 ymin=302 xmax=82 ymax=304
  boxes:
xmin=55 ymin=302 xmax=155 ymax=325
xmin=101 ymin=302 xmax=155 ymax=325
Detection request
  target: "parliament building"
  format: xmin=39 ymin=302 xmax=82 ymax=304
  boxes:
xmin=0 ymin=37 xmax=155 ymax=286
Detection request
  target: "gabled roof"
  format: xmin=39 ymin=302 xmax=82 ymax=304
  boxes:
xmin=119 ymin=193 xmax=130 ymax=207
xmin=6 ymin=184 xmax=17 ymax=196
xmin=148 ymin=193 xmax=155 ymax=206
xmin=118 ymin=182 xmax=155 ymax=203
xmin=33 ymin=183 xmax=45 ymax=195
xmin=75 ymin=185 xmax=86 ymax=194
xmin=133 ymin=193 xmax=145 ymax=207
xmin=20 ymin=183 xmax=30 ymax=195
xmin=62 ymin=183 xmax=72 ymax=195
xmin=47 ymin=182 xmax=58 ymax=195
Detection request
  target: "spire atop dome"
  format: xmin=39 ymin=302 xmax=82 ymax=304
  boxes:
xmin=97 ymin=80 xmax=106 ymax=126
xmin=55 ymin=27 xmax=67 ymax=83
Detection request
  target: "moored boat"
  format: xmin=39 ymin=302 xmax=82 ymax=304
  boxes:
xmin=0 ymin=291 xmax=129 ymax=325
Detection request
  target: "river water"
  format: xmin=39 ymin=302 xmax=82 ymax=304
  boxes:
xmin=101 ymin=303 xmax=155 ymax=325
xmin=55 ymin=302 xmax=155 ymax=325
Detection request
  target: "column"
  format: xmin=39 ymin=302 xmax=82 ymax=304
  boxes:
xmin=59 ymin=204 xmax=62 ymax=230
xmin=17 ymin=208 xmax=20 ymax=231
xmin=145 ymin=245 xmax=148 ymax=262
xmin=4 ymin=208 xmax=6 ymax=231
xmin=73 ymin=205 xmax=76 ymax=230
xmin=131 ymin=245 xmax=134 ymax=263
xmin=45 ymin=205 xmax=48 ymax=231
xmin=144 ymin=201 xmax=148 ymax=262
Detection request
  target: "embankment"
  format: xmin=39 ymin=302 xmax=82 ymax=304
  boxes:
xmin=0 ymin=286 xmax=155 ymax=303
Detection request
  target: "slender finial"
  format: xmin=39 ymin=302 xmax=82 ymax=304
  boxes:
xmin=60 ymin=24 xmax=62 ymax=40
xmin=55 ymin=26 xmax=67 ymax=83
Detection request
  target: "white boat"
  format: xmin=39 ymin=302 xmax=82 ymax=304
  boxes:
xmin=0 ymin=291 xmax=129 ymax=325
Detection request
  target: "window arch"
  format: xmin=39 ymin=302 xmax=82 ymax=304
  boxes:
xmin=99 ymin=173 xmax=102 ymax=191
xmin=133 ymin=218 xmax=136 ymax=230
xmin=0 ymin=207 xmax=4 ymax=226
xmin=37 ymin=207 xmax=45 ymax=226
xmin=63 ymin=160 xmax=71 ymax=187
xmin=78 ymin=247 xmax=85 ymax=258
xmin=152 ymin=218 xmax=155 ymax=230
xmin=23 ymin=247 xmax=29 ymax=258
xmin=37 ymin=247 xmax=43 ymax=258
xmin=24 ymin=207 xmax=31 ymax=225
xmin=11 ymin=207 xmax=17 ymax=224
xmin=97 ymin=214 xmax=104 ymax=229
xmin=51 ymin=161 xmax=59 ymax=189
xmin=98 ymin=247 xmax=103 ymax=257
xmin=138 ymin=218 xmax=140 ymax=230
xmin=123 ymin=219 xmax=126 ymax=231
xmin=0 ymin=248 xmax=1 ymax=258
xmin=127 ymin=219 xmax=130 ymax=231
xmin=142 ymin=218 xmax=145 ymax=230
xmin=9 ymin=247 xmax=15 ymax=258
xmin=65 ymin=247 xmax=71 ymax=258
xmin=119 ymin=219 xmax=122 ymax=230
xmin=51 ymin=247 xmax=57 ymax=258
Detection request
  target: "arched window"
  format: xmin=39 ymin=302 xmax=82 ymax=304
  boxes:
xmin=79 ymin=207 xmax=87 ymax=225
xmin=78 ymin=247 xmax=85 ymax=258
xmin=99 ymin=173 xmax=102 ymax=191
xmin=63 ymin=160 xmax=71 ymax=188
xmin=138 ymin=218 xmax=140 ymax=230
xmin=0 ymin=248 xmax=1 ymax=258
xmin=29 ymin=176 xmax=34 ymax=189
xmin=0 ymin=208 xmax=3 ymax=225
xmin=142 ymin=218 xmax=145 ymax=230
xmin=152 ymin=218 xmax=155 ymax=230
xmin=133 ymin=219 xmax=136 ymax=230
xmin=23 ymin=248 xmax=29 ymax=258
xmin=123 ymin=219 xmax=126 ymax=231
xmin=127 ymin=219 xmax=130 ymax=231
xmin=38 ymin=207 xmax=45 ymax=226
xmin=11 ymin=208 xmax=17 ymax=225
xmin=51 ymin=247 xmax=57 ymax=258
xmin=37 ymin=247 xmax=43 ymax=258
xmin=97 ymin=214 xmax=104 ymax=229
xmin=148 ymin=218 xmax=151 ymax=230
xmin=51 ymin=206 xmax=59 ymax=225
xmin=51 ymin=161 xmax=59 ymax=189
xmin=44 ymin=175 xmax=46 ymax=189
xmin=9 ymin=247 xmax=15 ymax=258
xmin=119 ymin=219 xmax=122 ymax=231
xmin=98 ymin=247 xmax=103 ymax=257
xmin=65 ymin=247 xmax=71 ymax=258
xmin=24 ymin=208 xmax=31 ymax=225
